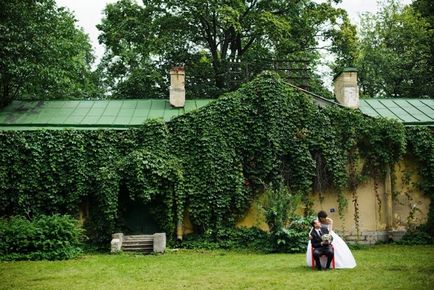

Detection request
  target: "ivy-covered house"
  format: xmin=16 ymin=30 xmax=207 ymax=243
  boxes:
xmin=0 ymin=68 xmax=432 ymax=244
xmin=304 ymin=69 xmax=433 ymax=242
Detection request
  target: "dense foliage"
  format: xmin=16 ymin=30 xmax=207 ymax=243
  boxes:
xmin=333 ymin=0 xmax=434 ymax=98
xmin=269 ymin=215 xmax=314 ymax=253
xmin=405 ymin=127 xmax=434 ymax=235
xmin=0 ymin=0 xmax=100 ymax=108
xmin=97 ymin=0 xmax=347 ymax=99
xmin=396 ymin=226 xmax=434 ymax=245
xmin=176 ymin=215 xmax=313 ymax=253
xmin=175 ymin=227 xmax=269 ymax=251
xmin=0 ymin=72 xmax=426 ymax=245
xmin=0 ymin=121 xmax=170 ymax=243
xmin=0 ymin=215 xmax=84 ymax=261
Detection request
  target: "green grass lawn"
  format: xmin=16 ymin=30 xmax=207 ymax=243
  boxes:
xmin=1 ymin=245 xmax=433 ymax=290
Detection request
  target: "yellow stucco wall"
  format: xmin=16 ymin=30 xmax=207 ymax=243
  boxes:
xmin=235 ymin=157 xmax=430 ymax=237
xmin=391 ymin=157 xmax=430 ymax=230
xmin=309 ymin=178 xmax=389 ymax=235
xmin=182 ymin=211 xmax=195 ymax=235
xmin=236 ymin=195 xmax=269 ymax=231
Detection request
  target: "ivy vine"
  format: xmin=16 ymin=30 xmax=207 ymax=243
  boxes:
xmin=0 ymin=72 xmax=429 ymax=244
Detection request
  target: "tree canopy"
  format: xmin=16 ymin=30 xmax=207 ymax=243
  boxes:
xmin=333 ymin=0 xmax=433 ymax=98
xmin=97 ymin=0 xmax=346 ymax=99
xmin=0 ymin=0 xmax=100 ymax=108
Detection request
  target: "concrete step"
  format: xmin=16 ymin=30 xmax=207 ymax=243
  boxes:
xmin=123 ymin=244 xmax=152 ymax=248
xmin=122 ymin=247 xmax=153 ymax=252
xmin=123 ymin=238 xmax=153 ymax=242
xmin=122 ymin=245 xmax=153 ymax=250
xmin=121 ymin=235 xmax=154 ymax=252
xmin=124 ymin=235 xmax=154 ymax=239
xmin=122 ymin=241 xmax=153 ymax=245
xmin=123 ymin=239 xmax=154 ymax=242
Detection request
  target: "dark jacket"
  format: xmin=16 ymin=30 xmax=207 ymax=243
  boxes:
xmin=310 ymin=226 xmax=329 ymax=248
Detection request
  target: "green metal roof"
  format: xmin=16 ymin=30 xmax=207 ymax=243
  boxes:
xmin=1 ymin=96 xmax=432 ymax=131
xmin=359 ymin=99 xmax=434 ymax=125
xmin=0 ymin=99 xmax=213 ymax=130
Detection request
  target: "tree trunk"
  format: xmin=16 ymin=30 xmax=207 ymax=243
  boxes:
xmin=213 ymin=60 xmax=226 ymax=89
xmin=0 ymin=78 xmax=13 ymax=109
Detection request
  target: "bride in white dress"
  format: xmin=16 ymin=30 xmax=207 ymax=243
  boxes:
xmin=306 ymin=211 xmax=357 ymax=269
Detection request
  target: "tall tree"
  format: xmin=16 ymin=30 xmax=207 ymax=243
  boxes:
xmin=0 ymin=0 xmax=100 ymax=108
xmin=97 ymin=0 xmax=346 ymax=99
xmin=354 ymin=1 xmax=433 ymax=98
xmin=412 ymin=0 xmax=434 ymax=27
xmin=412 ymin=0 xmax=434 ymax=97
xmin=329 ymin=15 xmax=358 ymax=74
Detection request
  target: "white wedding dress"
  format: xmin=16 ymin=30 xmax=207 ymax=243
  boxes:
xmin=306 ymin=226 xmax=357 ymax=269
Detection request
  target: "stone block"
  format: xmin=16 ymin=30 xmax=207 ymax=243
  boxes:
xmin=111 ymin=233 xmax=123 ymax=253
xmin=153 ymin=233 xmax=166 ymax=253
xmin=111 ymin=239 xmax=122 ymax=253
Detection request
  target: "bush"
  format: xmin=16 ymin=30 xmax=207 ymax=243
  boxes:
xmin=176 ymin=227 xmax=269 ymax=251
xmin=269 ymin=215 xmax=314 ymax=253
xmin=396 ymin=227 xmax=434 ymax=245
xmin=176 ymin=215 xmax=313 ymax=254
xmin=262 ymin=183 xmax=301 ymax=233
xmin=0 ymin=215 xmax=85 ymax=261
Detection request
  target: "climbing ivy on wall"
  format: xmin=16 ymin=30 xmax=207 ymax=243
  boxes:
xmin=1 ymin=72 xmax=427 ymax=244
xmin=0 ymin=121 xmax=171 ymax=243
xmin=405 ymin=127 xmax=434 ymax=235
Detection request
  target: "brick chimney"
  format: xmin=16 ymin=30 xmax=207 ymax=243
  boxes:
xmin=333 ymin=68 xmax=359 ymax=109
xmin=169 ymin=67 xmax=185 ymax=108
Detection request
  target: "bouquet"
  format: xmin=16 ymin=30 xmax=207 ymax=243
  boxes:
xmin=321 ymin=233 xmax=333 ymax=244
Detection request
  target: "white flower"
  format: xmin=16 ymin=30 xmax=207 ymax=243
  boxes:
xmin=322 ymin=234 xmax=333 ymax=243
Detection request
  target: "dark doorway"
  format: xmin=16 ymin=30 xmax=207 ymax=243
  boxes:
xmin=122 ymin=203 xmax=160 ymax=234
xmin=118 ymin=185 xmax=161 ymax=235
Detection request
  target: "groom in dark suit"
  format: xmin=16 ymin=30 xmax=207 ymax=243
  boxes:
xmin=310 ymin=219 xmax=334 ymax=270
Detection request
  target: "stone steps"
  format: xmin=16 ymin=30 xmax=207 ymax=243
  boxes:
xmin=111 ymin=233 xmax=166 ymax=253
xmin=122 ymin=235 xmax=154 ymax=253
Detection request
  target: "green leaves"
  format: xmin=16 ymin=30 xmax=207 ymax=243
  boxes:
xmin=0 ymin=72 xmax=419 ymax=244
xmin=0 ymin=215 xmax=84 ymax=261
xmin=355 ymin=1 xmax=433 ymax=98
xmin=97 ymin=0 xmax=347 ymax=98
xmin=405 ymin=126 xmax=434 ymax=235
xmin=0 ymin=0 xmax=100 ymax=107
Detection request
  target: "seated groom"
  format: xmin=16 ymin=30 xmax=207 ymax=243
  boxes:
xmin=310 ymin=219 xmax=334 ymax=271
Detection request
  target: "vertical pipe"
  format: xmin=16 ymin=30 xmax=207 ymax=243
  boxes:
xmin=385 ymin=164 xmax=393 ymax=239
xmin=176 ymin=219 xmax=183 ymax=241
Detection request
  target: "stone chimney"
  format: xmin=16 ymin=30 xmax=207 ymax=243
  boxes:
xmin=169 ymin=67 xmax=185 ymax=108
xmin=333 ymin=68 xmax=359 ymax=109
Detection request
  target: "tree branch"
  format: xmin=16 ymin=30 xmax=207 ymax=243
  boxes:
xmin=240 ymin=36 xmax=256 ymax=56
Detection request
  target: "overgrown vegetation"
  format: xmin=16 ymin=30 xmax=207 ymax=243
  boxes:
xmin=405 ymin=127 xmax=434 ymax=236
xmin=1 ymin=72 xmax=432 ymax=247
xmin=0 ymin=215 xmax=84 ymax=261
xmin=175 ymin=227 xmax=269 ymax=251
xmin=333 ymin=0 xmax=434 ymax=98
xmin=176 ymin=215 xmax=313 ymax=254
xmin=0 ymin=0 xmax=100 ymax=108
xmin=397 ymin=226 xmax=434 ymax=245
xmin=97 ymin=0 xmax=347 ymax=99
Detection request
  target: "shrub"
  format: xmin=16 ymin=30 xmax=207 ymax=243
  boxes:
xmin=176 ymin=227 xmax=269 ymax=251
xmin=396 ymin=227 xmax=434 ymax=245
xmin=177 ymin=216 xmax=313 ymax=253
xmin=262 ymin=183 xmax=302 ymax=233
xmin=269 ymin=215 xmax=314 ymax=253
xmin=0 ymin=215 xmax=85 ymax=261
